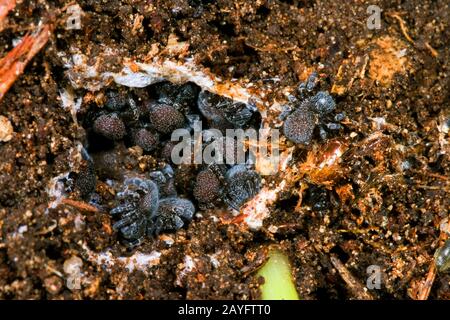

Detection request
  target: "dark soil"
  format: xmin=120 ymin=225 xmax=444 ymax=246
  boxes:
xmin=0 ymin=0 xmax=448 ymax=299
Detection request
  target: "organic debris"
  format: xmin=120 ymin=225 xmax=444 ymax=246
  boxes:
xmin=0 ymin=23 xmax=52 ymax=101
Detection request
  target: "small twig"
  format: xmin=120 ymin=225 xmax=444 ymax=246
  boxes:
xmin=424 ymin=42 xmax=439 ymax=58
xmin=294 ymin=182 xmax=308 ymax=212
xmin=61 ymin=198 xmax=99 ymax=213
xmin=330 ymin=255 xmax=374 ymax=300
xmin=386 ymin=12 xmax=414 ymax=44
xmin=244 ymin=40 xmax=297 ymax=53
xmin=417 ymin=185 xmax=449 ymax=191
xmin=0 ymin=23 xmax=53 ymax=101
xmin=412 ymin=230 xmax=447 ymax=300
xmin=416 ymin=262 xmax=436 ymax=300
xmin=45 ymin=264 xmax=64 ymax=278
xmin=426 ymin=172 xmax=449 ymax=181
xmin=35 ymin=219 xmax=57 ymax=235
xmin=358 ymin=54 xmax=369 ymax=79
xmin=386 ymin=12 xmax=439 ymax=58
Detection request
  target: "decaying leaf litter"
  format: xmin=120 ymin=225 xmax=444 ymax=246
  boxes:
xmin=0 ymin=0 xmax=448 ymax=299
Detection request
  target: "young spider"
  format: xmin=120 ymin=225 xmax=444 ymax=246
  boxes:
xmin=149 ymin=197 xmax=196 ymax=236
xmin=110 ymin=177 xmax=159 ymax=248
xmin=281 ymin=72 xmax=343 ymax=145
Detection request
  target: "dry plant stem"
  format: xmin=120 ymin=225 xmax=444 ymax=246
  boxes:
xmin=416 ymin=262 xmax=436 ymax=300
xmin=0 ymin=23 xmax=52 ymax=101
xmin=330 ymin=254 xmax=374 ymax=300
xmin=61 ymin=198 xmax=99 ymax=213
xmin=424 ymin=42 xmax=439 ymax=57
xmin=414 ymin=232 xmax=448 ymax=300
xmin=387 ymin=12 xmax=414 ymax=43
xmin=411 ymin=230 xmax=448 ymax=300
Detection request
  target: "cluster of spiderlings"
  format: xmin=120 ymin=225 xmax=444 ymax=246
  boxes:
xmin=74 ymin=81 xmax=263 ymax=247
xmin=281 ymin=72 xmax=341 ymax=145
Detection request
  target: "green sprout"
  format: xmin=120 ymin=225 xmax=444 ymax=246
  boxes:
xmin=256 ymin=247 xmax=300 ymax=300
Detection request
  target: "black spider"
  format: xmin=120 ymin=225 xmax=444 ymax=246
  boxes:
xmin=149 ymin=197 xmax=195 ymax=236
xmin=64 ymin=147 xmax=97 ymax=200
xmin=151 ymin=82 xmax=200 ymax=115
xmin=193 ymin=163 xmax=227 ymax=209
xmin=110 ymin=177 xmax=159 ymax=248
xmin=149 ymin=164 xmax=177 ymax=197
xmin=223 ymin=164 xmax=261 ymax=210
xmin=197 ymin=90 xmax=257 ymax=130
xmin=281 ymin=72 xmax=343 ymax=145
xmin=192 ymin=133 xmax=260 ymax=210
xmin=110 ymin=173 xmax=196 ymax=247
xmin=93 ymin=112 xmax=126 ymax=141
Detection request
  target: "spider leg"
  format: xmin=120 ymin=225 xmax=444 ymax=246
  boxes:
xmin=122 ymin=237 xmax=144 ymax=249
xmin=110 ymin=202 xmax=136 ymax=216
xmin=123 ymin=177 xmax=145 ymax=188
xmin=173 ymin=216 xmax=185 ymax=230
xmin=173 ymin=207 xmax=191 ymax=221
xmin=119 ymin=219 xmax=146 ymax=241
xmin=306 ymin=72 xmax=318 ymax=91
xmin=297 ymin=72 xmax=318 ymax=97
xmin=151 ymin=219 xmax=164 ymax=236
xmin=319 ymin=125 xmax=328 ymax=140
xmin=116 ymin=189 xmax=140 ymax=201
xmin=225 ymin=195 xmax=240 ymax=211
xmin=326 ymin=122 xmax=343 ymax=130
xmin=112 ymin=211 xmax=138 ymax=230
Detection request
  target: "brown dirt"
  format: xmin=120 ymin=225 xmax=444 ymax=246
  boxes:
xmin=0 ymin=0 xmax=448 ymax=299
